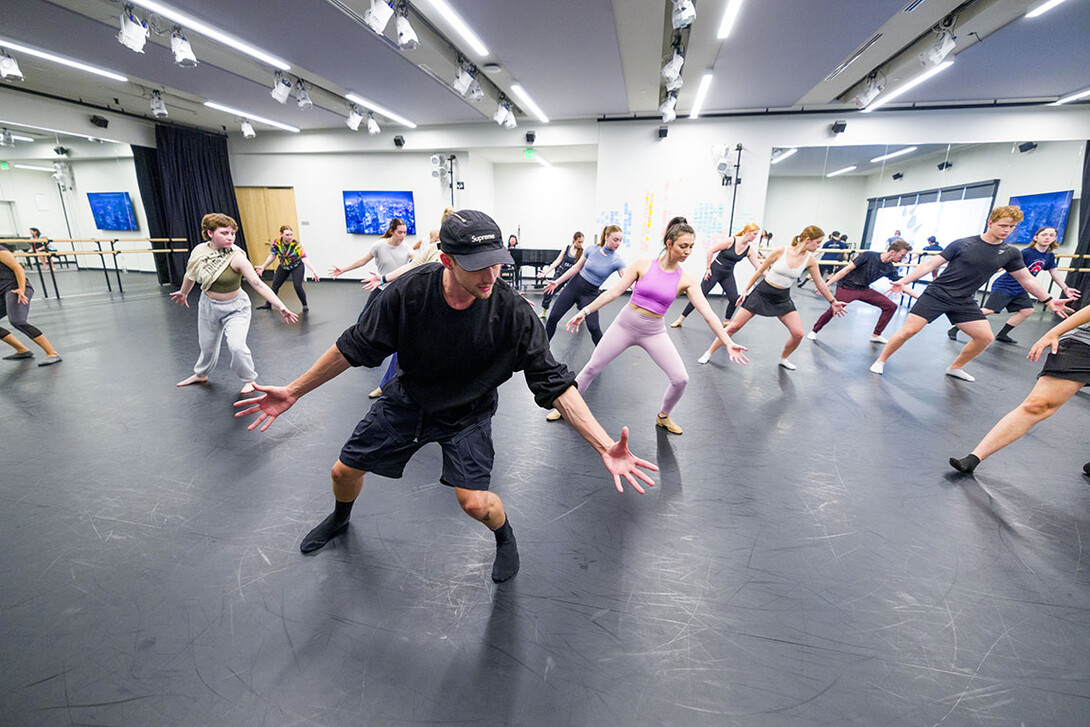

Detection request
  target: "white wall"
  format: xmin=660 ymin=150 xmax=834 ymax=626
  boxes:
xmin=763 ymin=176 xmax=869 ymax=247
xmin=493 ymin=162 xmax=596 ymax=248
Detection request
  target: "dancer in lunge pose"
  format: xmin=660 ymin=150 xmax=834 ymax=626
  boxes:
xmin=948 ymin=226 xmax=1079 ymax=344
xmin=235 ymin=210 xmax=657 ymax=583
xmin=698 ymin=225 xmax=844 ymax=370
xmin=544 ymin=222 xmax=748 ymax=432
xmin=173 ymin=214 xmax=299 ymax=394
xmin=669 ymin=222 xmax=761 ymax=329
xmin=949 ymin=302 xmax=1090 ymax=474
xmin=807 ymin=239 xmax=917 ymax=344
xmin=870 ymin=207 xmax=1072 ymax=381
xmin=0 ymin=243 xmax=62 ymax=365
xmin=537 ymin=231 xmax=585 ymax=320
xmin=543 ymin=225 xmax=627 ymax=345
xmin=254 ymin=225 xmax=321 ymax=312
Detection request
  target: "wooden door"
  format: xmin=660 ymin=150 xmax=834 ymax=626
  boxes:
xmin=234 ymin=186 xmax=300 ymax=269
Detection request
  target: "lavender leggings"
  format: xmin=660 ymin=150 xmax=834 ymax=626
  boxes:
xmin=575 ymin=305 xmax=689 ymax=415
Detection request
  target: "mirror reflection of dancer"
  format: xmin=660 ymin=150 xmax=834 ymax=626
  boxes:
xmin=698 ymin=225 xmax=844 ymax=370
xmin=547 ymin=222 xmax=748 ymax=433
xmin=254 ymin=225 xmax=321 ymax=312
xmin=234 ymin=210 xmax=657 ymax=583
xmin=949 ymin=303 xmax=1090 ymax=474
xmin=807 ymin=239 xmax=918 ymax=344
xmin=949 ymin=226 xmax=1080 ymax=345
xmin=0 ymin=243 xmax=62 ymax=365
xmin=173 ymin=214 xmax=299 ymax=394
xmin=543 ymin=225 xmax=627 ymax=344
xmin=670 ymin=222 xmax=761 ymax=329
xmin=871 ymin=207 xmax=1072 ymax=381
xmin=536 ymin=231 xmax=585 ymax=320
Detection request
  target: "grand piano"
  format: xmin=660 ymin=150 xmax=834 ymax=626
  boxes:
xmin=505 ymin=248 xmax=561 ymax=289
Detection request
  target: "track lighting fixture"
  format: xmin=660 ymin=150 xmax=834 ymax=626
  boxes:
xmin=659 ymin=93 xmax=677 ymax=123
xmin=493 ymin=99 xmax=515 ymax=127
xmin=0 ymin=52 xmax=23 ymax=81
xmin=367 ymin=112 xmax=380 ymax=135
xmin=467 ymin=78 xmax=484 ymax=102
xmin=394 ymin=2 xmax=419 ymax=49
xmin=346 ymin=106 xmax=364 ymax=131
xmin=293 ymin=80 xmax=313 ymax=110
xmin=240 ymin=119 xmax=256 ymax=139
xmin=920 ymin=28 xmax=956 ymax=69
xmin=671 ymin=0 xmax=696 ymax=29
xmin=662 ymin=51 xmax=684 ymax=86
xmin=150 ymin=91 xmax=168 ymax=118
xmin=852 ymin=73 xmax=883 ymax=109
xmin=270 ymin=72 xmax=292 ymax=103
xmin=364 ymin=0 xmax=395 ymax=34
xmin=117 ymin=8 xmax=149 ymax=53
xmin=0 ymin=130 xmax=14 ymax=147
xmin=171 ymin=29 xmax=198 ymax=66
xmin=454 ymin=64 xmax=474 ymax=96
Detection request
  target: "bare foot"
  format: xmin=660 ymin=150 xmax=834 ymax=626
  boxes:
xmin=176 ymin=374 xmax=208 ymax=387
xmin=239 ymin=381 xmax=256 ymax=395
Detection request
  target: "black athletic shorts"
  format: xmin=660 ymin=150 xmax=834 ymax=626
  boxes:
xmin=984 ymin=289 xmax=1034 ymax=313
xmin=1038 ymin=338 xmax=1090 ymax=385
xmin=908 ymin=289 xmax=985 ymax=324
xmin=338 ymin=385 xmax=496 ymax=491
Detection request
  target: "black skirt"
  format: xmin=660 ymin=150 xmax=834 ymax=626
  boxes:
xmin=1038 ymin=338 xmax=1090 ymax=385
xmin=741 ymin=279 xmax=796 ymax=317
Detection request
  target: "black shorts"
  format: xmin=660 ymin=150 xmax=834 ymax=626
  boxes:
xmin=908 ymin=290 xmax=985 ymax=325
xmin=338 ymin=387 xmax=496 ymax=491
xmin=742 ymin=279 xmax=795 ymax=317
xmin=1038 ymin=338 xmax=1090 ymax=385
xmin=984 ymin=289 xmax=1034 ymax=313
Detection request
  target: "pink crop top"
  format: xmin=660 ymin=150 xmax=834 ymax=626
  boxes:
xmin=630 ymin=259 xmax=682 ymax=315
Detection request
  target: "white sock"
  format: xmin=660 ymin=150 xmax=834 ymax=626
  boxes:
xmin=697 ymin=351 xmax=711 ymax=365
xmin=778 ymin=359 xmax=796 ymax=370
xmin=869 ymin=360 xmax=885 ymax=374
xmin=945 ymin=367 xmax=975 ymax=382
xmin=806 ymin=331 xmax=817 ymax=340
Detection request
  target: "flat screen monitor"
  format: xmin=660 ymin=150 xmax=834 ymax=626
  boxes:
xmin=343 ymin=190 xmax=416 ymax=235
xmin=87 ymin=192 xmax=139 ymax=231
xmin=1008 ymin=190 xmax=1074 ymax=245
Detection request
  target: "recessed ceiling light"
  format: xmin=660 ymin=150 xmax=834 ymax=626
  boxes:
xmin=861 ymin=60 xmax=953 ymax=113
xmin=717 ymin=0 xmax=745 ymax=39
xmin=826 ymin=165 xmax=857 ymax=177
xmin=1026 ymin=0 xmax=1071 ymax=18
xmin=203 ymin=101 xmax=300 ymax=132
xmin=0 ymin=38 xmax=127 ymax=82
xmin=510 ymin=83 xmax=549 ymax=124
xmin=426 ymin=0 xmax=489 ymax=57
xmin=345 ymin=93 xmax=417 ymax=128
xmin=871 ymin=146 xmax=918 ymax=163
xmin=688 ymin=73 xmax=714 ymax=119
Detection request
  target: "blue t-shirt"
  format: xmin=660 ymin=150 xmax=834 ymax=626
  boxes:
xmin=990 ymin=247 xmax=1056 ymax=295
xmin=578 ymin=245 xmax=626 ymax=286
xmin=820 ymin=239 xmax=848 ymax=261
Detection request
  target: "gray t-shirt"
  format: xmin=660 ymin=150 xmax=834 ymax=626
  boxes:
xmin=932 ymin=235 xmax=1025 ymax=300
xmin=370 ymin=239 xmax=412 ymax=281
xmin=1061 ymin=322 xmax=1090 ymax=348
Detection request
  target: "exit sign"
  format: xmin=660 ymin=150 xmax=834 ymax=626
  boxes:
xmin=523 ymin=148 xmax=535 ymax=159
xmin=0 ymin=162 xmax=8 ymax=170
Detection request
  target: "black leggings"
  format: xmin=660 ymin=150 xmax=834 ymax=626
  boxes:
xmin=545 ymin=276 xmax=605 ymax=344
xmin=681 ymin=259 xmax=740 ymax=319
xmin=0 ymin=287 xmax=43 ymax=339
xmin=270 ymin=264 xmax=307 ymax=307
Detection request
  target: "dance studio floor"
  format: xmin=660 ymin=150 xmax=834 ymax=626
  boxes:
xmin=3 ymin=272 xmax=1089 ymax=726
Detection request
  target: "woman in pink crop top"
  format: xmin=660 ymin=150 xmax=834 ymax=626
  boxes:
xmin=545 ymin=221 xmax=748 ymax=435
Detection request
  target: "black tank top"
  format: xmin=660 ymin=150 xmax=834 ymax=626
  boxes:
xmin=0 ymin=244 xmax=20 ymax=295
xmin=714 ymin=240 xmax=750 ymax=268
xmin=554 ymin=246 xmax=579 ymax=277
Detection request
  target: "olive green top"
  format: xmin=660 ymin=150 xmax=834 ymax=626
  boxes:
xmin=207 ymin=263 xmax=242 ymax=293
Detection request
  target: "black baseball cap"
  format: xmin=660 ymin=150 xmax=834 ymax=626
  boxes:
xmin=439 ymin=210 xmax=513 ymax=271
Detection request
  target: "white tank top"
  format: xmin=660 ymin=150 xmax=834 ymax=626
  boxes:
xmin=764 ymin=247 xmax=811 ymax=288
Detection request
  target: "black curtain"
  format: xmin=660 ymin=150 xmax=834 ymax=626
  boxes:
xmin=131 ymin=145 xmax=173 ymax=285
xmin=154 ymin=125 xmax=246 ymax=283
xmin=1066 ymin=139 xmax=1090 ymax=308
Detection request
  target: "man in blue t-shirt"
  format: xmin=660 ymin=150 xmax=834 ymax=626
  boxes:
xmin=950 ymin=225 xmax=1080 ymax=344
xmin=869 ymin=206 xmax=1072 ymax=382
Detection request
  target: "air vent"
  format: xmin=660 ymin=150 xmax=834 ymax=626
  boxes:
xmin=824 ymin=34 xmax=883 ymax=81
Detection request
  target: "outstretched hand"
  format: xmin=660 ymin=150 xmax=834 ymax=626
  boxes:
xmin=170 ymin=290 xmax=189 ymax=308
xmin=279 ymin=307 xmax=300 ymax=324
xmin=362 ymin=273 xmax=381 ymax=291
xmin=543 ymin=280 xmax=559 ymax=295
xmin=233 ymin=383 xmax=298 ymax=431
xmin=725 ymin=342 xmax=749 ymax=366
xmin=1047 ymin=297 xmax=1074 ymax=319
xmin=565 ymin=310 xmax=586 ymax=333
xmin=830 ymin=300 xmax=848 ymax=317
xmin=600 ymin=426 xmax=658 ymax=494
xmin=329 ymin=266 xmax=345 ymax=279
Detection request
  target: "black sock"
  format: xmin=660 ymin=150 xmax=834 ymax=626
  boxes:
xmin=996 ymin=324 xmax=1016 ymax=342
xmin=491 ymin=518 xmax=520 ymax=582
xmin=299 ymin=500 xmax=354 ymax=553
xmin=947 ymin=326 xmax=958 ymax=341
xmin=949 ymin=454 xmax=980 ymax=474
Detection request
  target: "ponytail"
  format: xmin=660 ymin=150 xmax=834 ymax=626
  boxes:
xmin=599 ymin=224 xmax=622 ymax=246
xmin=791 ymin=225 xmax=824 ymax=247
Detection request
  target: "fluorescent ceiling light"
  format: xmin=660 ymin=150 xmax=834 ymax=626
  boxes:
xmin=10 ymin=133 xmax=35 ymax=142
xmin=688 ymin=73 xmax=714 ymax=118
xmin=510 ymin=83 xmax=549 ymax=123
xmin=1050 ymin=87 xmax=1090 ymax=106
xmin=426 ymin=0 xmax=489 ymax=57
xmin=870 ymin=146 xmax=918 ymax=163
xmin=770 ymin=147 xmax=797 ymax=164
xmin=124 ymin=0 xmax=291 ymax=70
xmin=826 ymin=165 xmax=857 ymax=178
xmin=0 ymin=119 xmax=119 ymax=144
xmin=14 ymin=164 xmax=55 ymax=172
xmin=203 ymin=101 xmax=300 ymax=132
xmin=717 ymin=0 xmax=745 ymax=39
xmin=861 ymin=60 xmax=953 ymax=113
xmin=0 ymin=38 xmax=127 ymax=82
xmin=345 ymin=93 xmax=417 ymax=128
xmin=1026 ymin=0 xmax=1071 ymax=18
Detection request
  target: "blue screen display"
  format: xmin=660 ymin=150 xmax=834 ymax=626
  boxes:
xmin=1008 ymin=190 xmax=1074 ymax=245
xmin=343 ymin=191 xmax=416 ymax=235
xmin=87 ymin=192 xmax=139 ymax=231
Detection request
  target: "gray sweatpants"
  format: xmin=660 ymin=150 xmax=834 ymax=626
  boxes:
xmin=193 ymin=293 xmax=257 ymax=381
